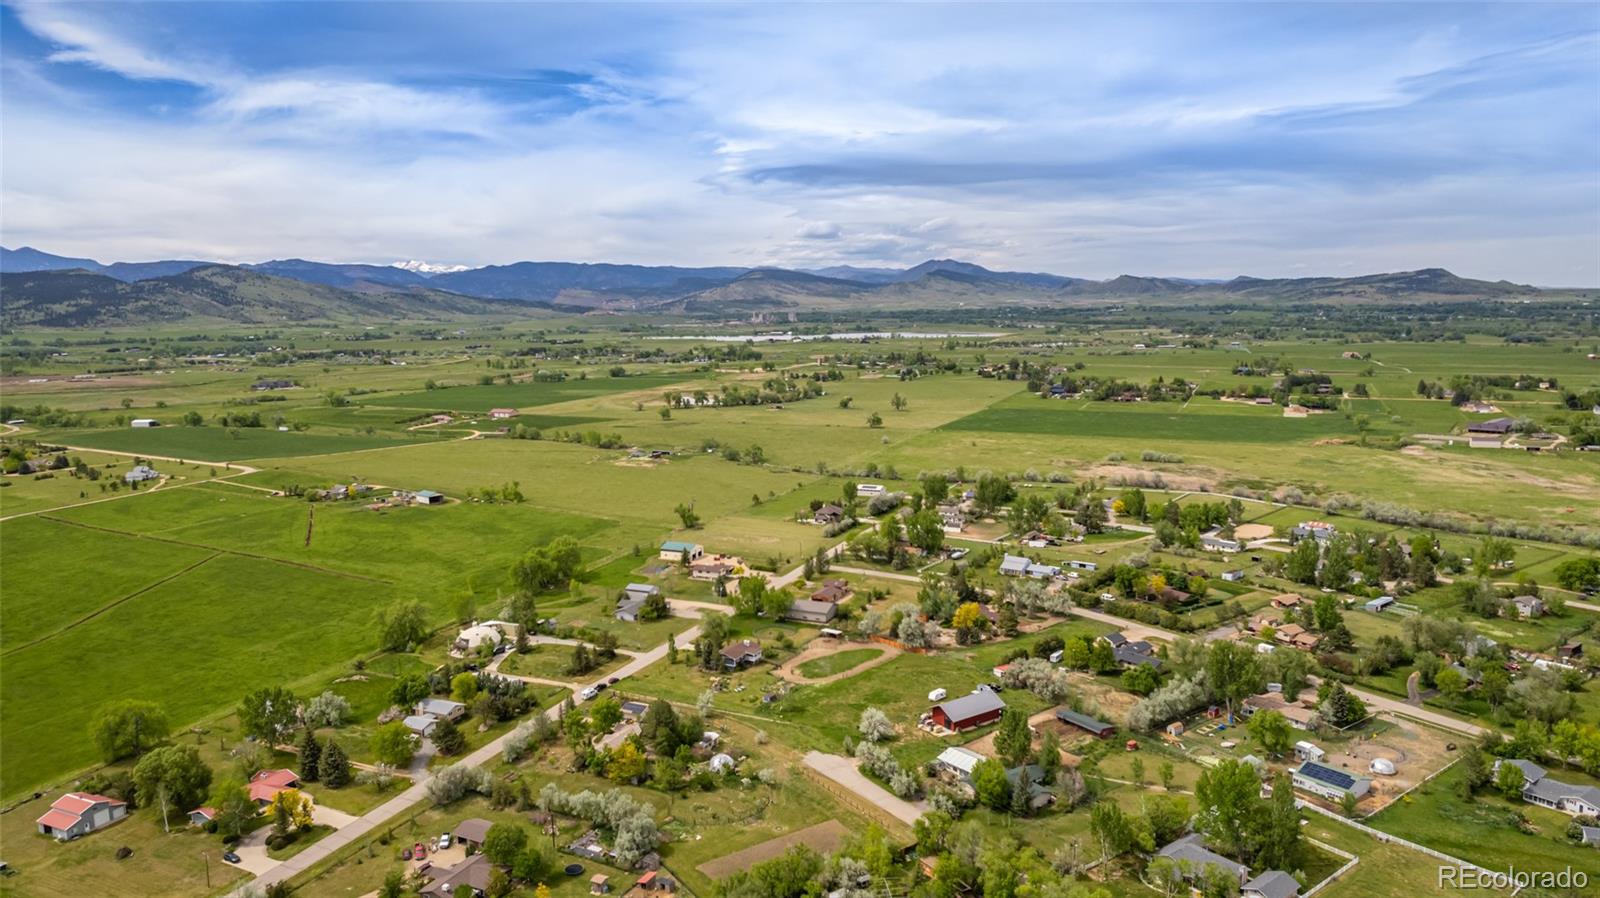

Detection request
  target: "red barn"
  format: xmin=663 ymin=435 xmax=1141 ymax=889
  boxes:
xmin=930 ymin=691 xmax=1006 ymax=732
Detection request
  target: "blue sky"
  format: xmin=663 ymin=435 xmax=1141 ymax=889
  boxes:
xmin=2 ymin=2 xmax=1596 ymax=282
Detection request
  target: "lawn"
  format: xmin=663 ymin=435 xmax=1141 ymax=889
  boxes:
xmin=942 ymin=396 xmax=1362 ymax=444
xmin=1366 ymin=763 xmax=1600 ymax=879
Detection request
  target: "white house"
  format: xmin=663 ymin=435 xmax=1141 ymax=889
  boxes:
xmin=1495 ymin=759 xmax=1600 ymax=817
xmin=453 ymin=623 xmax=503 ymax=654
xmin=933 ymin=746 xmax=985 ymax=782
xmin=124 ymin=465 xmax=160 ymax=484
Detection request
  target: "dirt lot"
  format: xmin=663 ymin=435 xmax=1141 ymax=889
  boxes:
xmin=1233 ymin=523 xmax=1275 ymax=540
xmin=1065 ymin=671 xmax=1141 ymax=724
xmin=696 ymin=819 xmax=850 ymax=879
xmin=1322 ymin=714 xmax=1457 ymax=812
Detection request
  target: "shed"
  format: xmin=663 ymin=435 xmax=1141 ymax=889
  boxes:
xmin=1365 ymin=595 xmax=1395 ymax=612
xmin=453 ymin=817 xmax=493 ymax=847
xmin=1056 ymin=708 xmax=1115 ymax=738
xmin=785 ymin=598 xmax=838 ymax=624
xmin=414 ymin=489 xmax=444 ymax=505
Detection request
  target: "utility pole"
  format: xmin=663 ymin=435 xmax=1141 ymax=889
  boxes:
xmin=201 ymin=852 xmax=210 ymax=888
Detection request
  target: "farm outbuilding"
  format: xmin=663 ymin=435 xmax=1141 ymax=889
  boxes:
xmin=930 ymin=691 xmax=1006 ymax=732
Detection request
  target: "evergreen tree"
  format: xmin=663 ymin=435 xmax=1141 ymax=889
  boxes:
xmin=994 ymin=708 xmax=1032 ymax=769
xmin=432 ymin=717 xmax=467 ymax=755
xmin=298 ymin=728 xmax=322 ymax=783
xmin=1008 ymin=772 xmax=1031 ymax=817
xmin=321 ymin=739 xmax=352 ymax=787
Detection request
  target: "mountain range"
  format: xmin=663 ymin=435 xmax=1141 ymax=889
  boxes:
xmin=0 ymin=245 xmax=1561 ymax=326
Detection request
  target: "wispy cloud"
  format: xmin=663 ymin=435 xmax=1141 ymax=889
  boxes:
xmin=1 ymin=1 xmax=1595 ymax=282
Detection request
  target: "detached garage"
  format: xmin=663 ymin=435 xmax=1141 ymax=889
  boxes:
xmin=930 ymin=691 xmax=1006 ymax=732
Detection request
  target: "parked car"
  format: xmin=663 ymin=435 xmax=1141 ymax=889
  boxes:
xmin=402 ymin=847 xmax=414 ymax=860
xmin=413 ymin=842 xmax=427 ymax=859
xmin=606 ymin=676 xmax=621 ymax=685
xmin=222 ymin=852 xmax=241 ymax=864
xmin=438 ymin=833 xmax=452 ymax=851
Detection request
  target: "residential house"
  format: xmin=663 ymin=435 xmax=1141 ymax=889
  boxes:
xmin=811 ymin=579 xmax=851 ymax=603
xmin=813 ymin=505 xmax=845 ymax=524
xmin=1291 ymin=522 xmax=1336 ymax=543
xmin=1156 ymin=586 xmax=1191 ymax=604
xmin=417 ymin=698 xmax=468 ymax=722
xmin=998 ymin=554 xmax=1031 ymax=576
xmin=689 ymin=554 xmax=742 ymax=580
xmin=659 ymin=541 xmax=704 ymax=563
xmin=1271 ymin=594 xmax=1306 ymax=610
xmin=188 ymin=807 xmax=217 ymax=827
xmin=124 ymin=464 xmax=160 ymax=484
xmin=1026 ymin=561 xmax=1062 ymax=579
xmin=624 ymin=583 xmax=661 ymax=604
xmin=1292 ymin=760 xmax=1371 ymax=801
xmin=1114 ymin=641 xmax=1163 ymax=669
xmin=929 ymin=691 xmax=1006 ymax=732
xmin=403 ymin=714 xmax=438 ymax=737
xmin=1154 ymin=834 xmax=1248 ymax=886
xmin=1202 ymin=532 xmax=1242 ymax=553
xmin=421 ymin=854 xmax=493 ymax=898
xmin=1242 ymin=871 xmax=1300 ymax=898
xmin=35 ymin=792 xmax=128 ymax=840
xmin=453 ymin=818 xmax=494 ymax=849
xmin=938 ymin=506 xmax=967 ymax=533
xmin=248 ymin=769 xmax=301 ymax=807
xmin=934 ymin=746 xmax=986 ymax=782
xmin=1510 ymin=595 xmax=1545 ymax=619
xmin=1100 ymin=633 xmax=1129 ymax=649
xmin=1243 ymin=691 xmax=1317 ymax=730
xmin=1273 ymin=624 xmax=1321 ymax=651
xmin=1494 ymin=760 xmax=1600 ymax=817
xmin=785 ymin=598 xmax=838 ymax=624
xmin=1056 ymin=708 xmax=1115 ymax=738
xmin=1467 ymin=417 xmax=1515 ymax=435
xmin=720 ymin=640 xmax=763 ymax=670
xmin=1005 ymin=764 xmax=1056 ymax=808
xmin=453 ymin=623 xmax=504 ymax=654
xmin=1222 ymin=570 xmax=1246 ymax=582
xmin=489 ymin=408 xmax=518 ymax=419
xmin=1580 ymin=826 xmax=1600 ymax=847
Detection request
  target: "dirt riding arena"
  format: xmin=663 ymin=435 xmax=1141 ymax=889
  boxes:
xmin=1323 ymin=713 xmax=1455 ymax=812
xmin=775 ymin=639 xmax=899 ymax=685
xmin=696 ymin=820 xmax=850 ymax=879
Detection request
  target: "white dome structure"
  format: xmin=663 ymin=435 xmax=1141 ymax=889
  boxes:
xmin=1369 ymin=758 xmax=1397 ymax=776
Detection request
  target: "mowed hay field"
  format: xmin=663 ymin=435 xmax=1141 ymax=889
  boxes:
xmin=364 ymin=371 xmax=699 ymax=411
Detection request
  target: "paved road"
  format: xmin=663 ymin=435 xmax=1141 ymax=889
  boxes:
xmin=235 ymin=621 xmax=700 ymax=895
xmin=802 ymin=751 xmax=926 ymax=826
xmin=767 ymin=541 xmax=850 ymax=589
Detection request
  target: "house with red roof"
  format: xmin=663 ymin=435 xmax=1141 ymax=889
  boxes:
xmin=188 ymin=806 xmax=218 ymax=827
xmin=248 ymin=769 xmax=301 ymax=807
xmin=35 ymin=792 xmax=127 ymax=840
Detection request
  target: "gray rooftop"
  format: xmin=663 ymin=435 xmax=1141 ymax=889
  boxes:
xmin=1243 ymin=870 xmax=1299 ymax=898
xmin=1155 ymin=834 xmax=1247 ymax=880
xmin=933 ymin=689 xmax=1006 ymax=722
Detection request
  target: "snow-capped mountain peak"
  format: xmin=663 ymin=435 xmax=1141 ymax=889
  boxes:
xmin=391 ymin=260 xmax=471 ymax=275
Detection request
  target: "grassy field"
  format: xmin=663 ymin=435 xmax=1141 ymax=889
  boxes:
xmin=47 ymin=425 xmax=435 ymax=461
xmin=1366 ymin=763 xmax=1600 ymax=879
xmin=365 ymin=372 xmax=698 ymax=411
xmin=794 ymin=647 xmax=885 ymax=679
xmin=0 ymin=549 xmax=397 ymax=793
